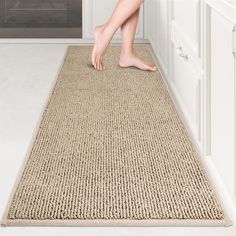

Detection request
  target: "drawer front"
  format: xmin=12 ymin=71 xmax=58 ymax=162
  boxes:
xmin=172 ymin=0 xmax=202 ymax=61
xmin=172 ymin=44 xmax=202 ymax=142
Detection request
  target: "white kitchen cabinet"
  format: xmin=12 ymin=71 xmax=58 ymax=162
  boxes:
xmin=170 ymin=0 xmax=204 ymax=148
xmin=145 ymin=0 xmax=203 ymax=149
xmin=171 ymin=44 xmax=202 ymax=143
xmin=172 ymin=0 xmax=202 ymax=62
xmin=205 ymin=1 xmax=236 ymax=200
xmin=145 ymin=0 xmax=236 ymax=201
xmin=83 ymin=0 xmax=144 ymax=39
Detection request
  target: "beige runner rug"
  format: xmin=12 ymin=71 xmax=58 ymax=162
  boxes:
xmin=2 ymin=45 xmax=231 ymax=227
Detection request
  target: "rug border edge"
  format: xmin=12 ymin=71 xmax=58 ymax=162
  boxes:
xmin=1 ymin=218 xmax=232 ymax=227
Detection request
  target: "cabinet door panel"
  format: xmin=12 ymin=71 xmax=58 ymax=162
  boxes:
xmin=173 ymin=50 xmax=201 ymax=140
xmin=210 ymin=10 xmax=235 ymax=197
xmin=172 ymin=0 xmax=201 ymax=58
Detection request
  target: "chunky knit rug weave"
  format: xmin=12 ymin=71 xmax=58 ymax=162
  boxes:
xmin=2 ymin=45 xmax=230 ymax=227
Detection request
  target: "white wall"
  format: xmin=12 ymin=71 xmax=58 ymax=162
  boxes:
xmin=145 ymin=0 xmax=169 ymax=78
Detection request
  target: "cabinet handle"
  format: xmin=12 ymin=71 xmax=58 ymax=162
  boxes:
xmin=176 ymin=46 xmax=189 ymax=60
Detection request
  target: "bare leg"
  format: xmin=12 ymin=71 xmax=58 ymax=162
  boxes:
xmin=119 ymin=8 xmax=157 ymax=71
xmin=92 ymin=0 xmax=144 ymax=70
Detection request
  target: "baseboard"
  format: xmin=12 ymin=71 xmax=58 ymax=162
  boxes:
xmin=0 ymin=38 xmax=149 ymax=44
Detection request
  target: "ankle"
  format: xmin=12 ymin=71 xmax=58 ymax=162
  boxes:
xmin=102 ymin=24 xmax=116 ymax=38
xmin=120 ymin=49 xmax=134 ymax=57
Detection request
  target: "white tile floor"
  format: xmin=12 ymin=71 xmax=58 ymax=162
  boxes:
xmin=0 ymin=44 xmax=236 ymax=236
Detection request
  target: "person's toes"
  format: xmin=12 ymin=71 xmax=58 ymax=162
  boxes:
xmin=99 ymin=60 xmax=103 ymax=70
xmin=93 ymin=58 xmax=97 ymax=69
xmin=101 ymin=62 xmax=105 ymax=70
xmin=96 ymin=58 xmax=100 ymax=70
xmin=150 ymin=64 xmax=157 ymax=71
xmin=98 ymin=58 xmax=103 ymax=71
xmin=95 ymin=57 xmax=99 ymax=70
xmin=94 ymin=60 xmax=98 ymax=70
xmin=92 ymin=58 xmax=95 ymax=68
xmin=100 ymin=59 xmax=105 ymax=70
xmin=97 ymin=59 xmax=101 ymax=70
xmin=146 ymin=63 xmax=157 ymax=71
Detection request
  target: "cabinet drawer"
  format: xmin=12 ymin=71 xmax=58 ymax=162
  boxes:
xmin=172 ymin=45 xmax=202 ymax=141
xmin=172 ymin=0 xmax=202 ymax=61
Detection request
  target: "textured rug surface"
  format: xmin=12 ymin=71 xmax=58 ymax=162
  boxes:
xmin=2 ymin=45 xmax=228 ymax=226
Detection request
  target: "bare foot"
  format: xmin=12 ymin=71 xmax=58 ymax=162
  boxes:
xmin=91 ymin=25 xmax=112 ymax=71
xmin=119 ymin=52 xmax=157 ymax=72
